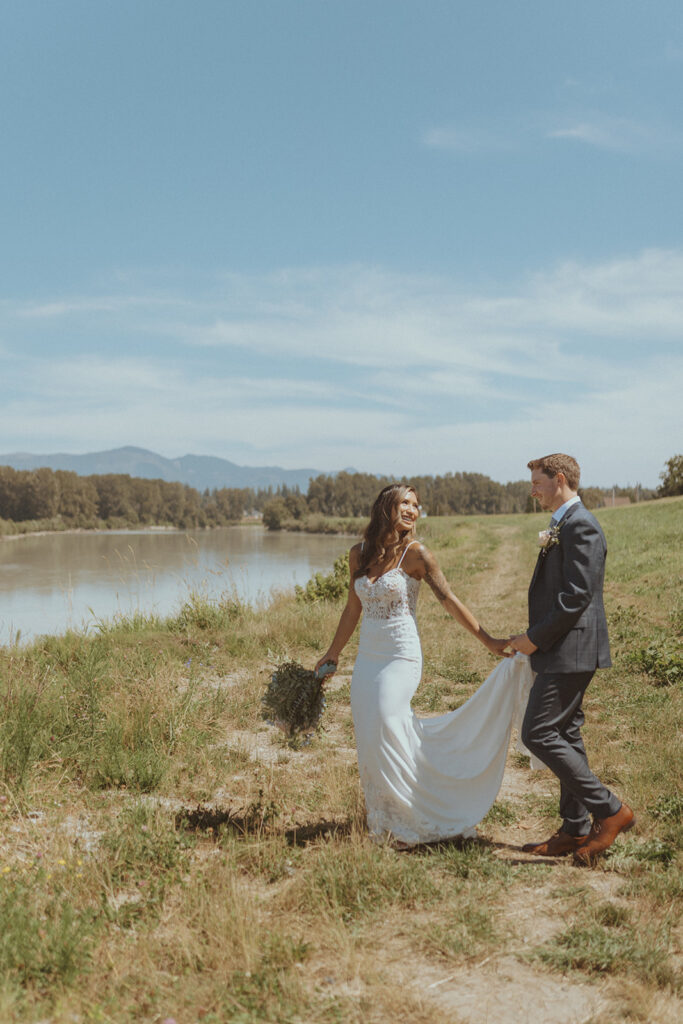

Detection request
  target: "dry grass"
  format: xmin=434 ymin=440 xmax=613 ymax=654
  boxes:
xmin=0 ymin=498 xmax=681 ymax=1022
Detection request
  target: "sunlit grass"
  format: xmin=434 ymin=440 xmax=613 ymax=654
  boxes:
xmin=0 ymin=497 xmax=680 ymax=1020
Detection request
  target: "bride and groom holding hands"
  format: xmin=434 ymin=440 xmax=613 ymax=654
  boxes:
xmin=315 ymin=453 xmax=634 ymax=865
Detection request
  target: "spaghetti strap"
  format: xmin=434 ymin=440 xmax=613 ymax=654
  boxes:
xmin=397 ymin=540 xmax=418 ymax=568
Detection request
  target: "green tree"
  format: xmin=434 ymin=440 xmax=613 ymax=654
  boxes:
xmin=17 ymin=468 xmax=60 ymax=520
xmin=0 ymin=466 xmax=20 ymax=520
xmin=92 ymin=475 xmax=138 ymax=522
xmin=578 ymin=487 xmax=605 ymax=510
xmin=262 ymin=498 xmax=288 ymax=530
xmin=55 ymin=470 xmax=99 ymax=522
xmin=658 ymin=455 xmax=683 ymax=497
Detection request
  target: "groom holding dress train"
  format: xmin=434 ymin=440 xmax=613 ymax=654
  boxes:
xmin=510 ymin=453 xmax=634 ymax=866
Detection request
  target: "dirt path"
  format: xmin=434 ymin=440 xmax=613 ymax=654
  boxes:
xmin=380 ymin=529 xmax=613 ymax=1021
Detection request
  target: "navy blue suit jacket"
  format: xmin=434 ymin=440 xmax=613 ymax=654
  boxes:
xmin=527 ymin=502 xmax=611 ymax=674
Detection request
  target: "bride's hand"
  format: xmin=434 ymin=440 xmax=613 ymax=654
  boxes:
xmin=314 ymin=653 xmax=338 ymax=680
xmin=485 ymin=636 xmax=513 ymax=658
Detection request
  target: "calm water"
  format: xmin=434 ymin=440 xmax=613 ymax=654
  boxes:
xmin=0 ymin=527 xmax=352 ymax=644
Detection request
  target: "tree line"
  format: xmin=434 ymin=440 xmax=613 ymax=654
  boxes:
xmin=0 ymin=462 xmax=662 ymax=534
xmin=304 ymin=471 xmax=530 ymax=517
xmin=261 ymin=471 xmax=656 ymax=528
xmin=0 ymin=466 xmax=269 ymax=531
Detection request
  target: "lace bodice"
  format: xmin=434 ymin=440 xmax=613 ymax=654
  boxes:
xmin=354 ymin=568 xmax=420 ymax=621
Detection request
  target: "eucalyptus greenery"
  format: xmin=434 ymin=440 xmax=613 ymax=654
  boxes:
xmin=261 ymin=661 xmax=327 ymax=740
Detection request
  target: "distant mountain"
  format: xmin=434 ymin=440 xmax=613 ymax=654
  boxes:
xmin=0 ymin=446 xmax=321 ymax=492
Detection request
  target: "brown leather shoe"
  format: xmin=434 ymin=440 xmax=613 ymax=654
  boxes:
xmin=522 ymin=829 xmax=589 ymax=857
xmin=573 ymin=803 xmax=636 ymax=866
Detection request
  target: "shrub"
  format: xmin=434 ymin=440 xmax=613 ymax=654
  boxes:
xmin=262 ymin=499 xmax=288 ymax=530
xmin=295 ymin=553 xmax=349 ymax=603
xmin=631 ymin=639 xmax=682 ymax=686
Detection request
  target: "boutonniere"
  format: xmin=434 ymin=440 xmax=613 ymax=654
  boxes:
xmin=538 ymin=522 xmax=562 ymax=555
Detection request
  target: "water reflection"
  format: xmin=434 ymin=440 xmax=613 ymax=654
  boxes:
xmin=0 ymin=527 xmax=352 ymax=643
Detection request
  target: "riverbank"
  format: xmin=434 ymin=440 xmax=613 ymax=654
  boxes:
xmin=0 ymin=518 xmax=265 ymax=542
xmin=0 ymin=524 xmax=183 ymax=542
xmin=266 ymin=513 xmax=365 ymax=535
xmin=0 ymin=500 xmax=681 ymax=1022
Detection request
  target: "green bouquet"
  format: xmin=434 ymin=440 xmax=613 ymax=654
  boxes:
xmin=261 ymin=661 xmax=328 ymax=740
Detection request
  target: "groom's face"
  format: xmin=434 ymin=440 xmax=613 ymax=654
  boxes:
xmin=530 ymin=469 xmax=562 ymax=511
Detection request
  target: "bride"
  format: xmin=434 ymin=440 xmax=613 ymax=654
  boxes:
xmin=315 ymin=483 xmax=535 ymax=847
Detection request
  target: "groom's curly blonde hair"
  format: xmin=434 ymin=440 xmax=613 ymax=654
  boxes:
xmin=527 ymin=453 xmax=580 ymax=491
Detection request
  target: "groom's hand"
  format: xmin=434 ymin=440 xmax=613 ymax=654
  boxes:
xmin=509 ymin=632 xmax=538 ymax=655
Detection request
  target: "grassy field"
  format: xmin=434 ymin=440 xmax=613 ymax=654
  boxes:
xmin=0 ymin=498 xmax=681 ymax=1023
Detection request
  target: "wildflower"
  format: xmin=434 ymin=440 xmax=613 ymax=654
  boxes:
xmin=538 ymin=521 xmax=563 ymax=554
xmin=2 ymin=866 xmax=10 ymax=874
xmin=58 ymin=859 xmax=66 ymax=866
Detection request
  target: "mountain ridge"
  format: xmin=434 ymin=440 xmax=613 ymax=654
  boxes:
xmin=0 ymin=446 xmax=321 ymax=492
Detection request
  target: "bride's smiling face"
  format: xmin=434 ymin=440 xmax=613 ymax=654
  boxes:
xmin=397 ymin=491 xmax=420 ymax=530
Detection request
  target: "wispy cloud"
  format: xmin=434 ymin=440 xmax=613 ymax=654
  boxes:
xmin=548 ymin=114 xmax=681 ymax=154
xmin=14 ymin=295 xmax=186 ymax=319
xmin=424 ymin=111 xmax=681 ymax=158
xmin=1 ymin=250 xmax=681 ymax=484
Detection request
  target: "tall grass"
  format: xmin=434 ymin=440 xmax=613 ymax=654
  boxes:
xmin=0 ymin=498 xmax=680 ymax=1022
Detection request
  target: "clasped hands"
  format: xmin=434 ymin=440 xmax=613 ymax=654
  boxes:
xmin=501 ymin=632 xmax=538 ymax=657
xmin=486 ymin=632 xmax=538 ymax=658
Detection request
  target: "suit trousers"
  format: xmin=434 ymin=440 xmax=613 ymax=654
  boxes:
xmin=521 ymin=670 xmax=621 ymax=834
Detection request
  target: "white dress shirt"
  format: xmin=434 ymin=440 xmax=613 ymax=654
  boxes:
xmin=552 ymin=495 xmax=581 ymax=525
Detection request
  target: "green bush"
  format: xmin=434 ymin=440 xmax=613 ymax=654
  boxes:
xmin=631 ymin=639 xmax=682 ymax=686
xmin=295 ymin=553 xmax=350 ymax=603
xmin=262 ymin=498 xmax=288 ymax=530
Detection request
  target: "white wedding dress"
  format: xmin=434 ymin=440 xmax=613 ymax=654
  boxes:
xmin=351 ymin=545 xmax=537 ymax=846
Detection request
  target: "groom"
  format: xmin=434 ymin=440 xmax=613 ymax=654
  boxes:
xmin=509 ymin=453 xmax=634 ymax=866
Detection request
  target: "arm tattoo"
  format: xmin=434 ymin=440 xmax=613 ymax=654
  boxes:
xmin=424 ymin=565 xmax=451 ymax=603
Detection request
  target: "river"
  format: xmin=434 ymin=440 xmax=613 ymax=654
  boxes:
xmin=0 ymin=526 xmax=353 ymax=644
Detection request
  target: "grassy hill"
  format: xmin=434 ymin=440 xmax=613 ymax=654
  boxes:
xmin=0 ymin=499 xmax=681 ymax=1022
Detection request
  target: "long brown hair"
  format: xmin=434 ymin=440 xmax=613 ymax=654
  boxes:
xmin=355 ymin=483 xmax=420 ymax=579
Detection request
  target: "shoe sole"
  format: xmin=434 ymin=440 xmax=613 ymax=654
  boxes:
xmin=522 ymin=846 xmax=582 ymax=857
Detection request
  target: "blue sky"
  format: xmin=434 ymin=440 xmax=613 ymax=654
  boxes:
xmin=1 ymin=1 xmax=681 ymax=488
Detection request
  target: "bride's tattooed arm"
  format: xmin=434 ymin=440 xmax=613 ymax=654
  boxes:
xmin=413 ymin=545 xmax=511 ymax=657
xmin=419 ymin=548 xmax=453 ymax=604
